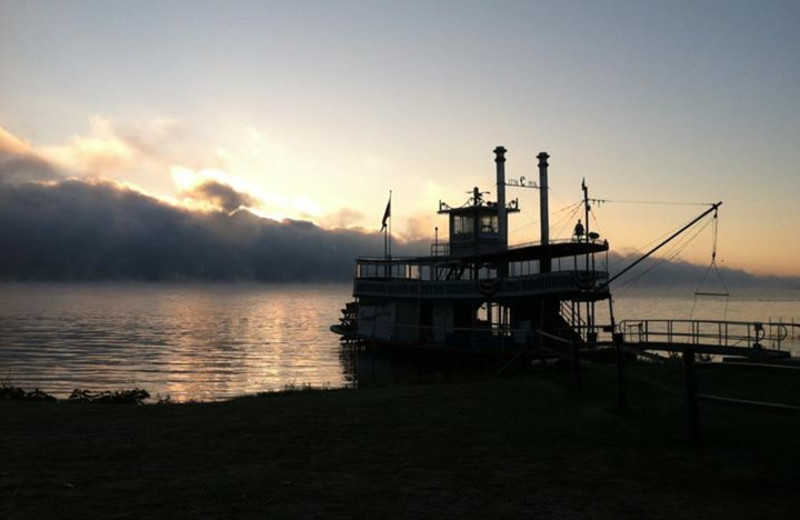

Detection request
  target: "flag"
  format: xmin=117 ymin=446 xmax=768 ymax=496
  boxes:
xmin=380 ymin=196 xmax=391 ymax=232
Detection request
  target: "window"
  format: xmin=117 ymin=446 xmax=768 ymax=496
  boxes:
xmin=480 ymin=215 xmax=498 ymax=234
xmin=453 ymin=215 xmax=474 ymax=237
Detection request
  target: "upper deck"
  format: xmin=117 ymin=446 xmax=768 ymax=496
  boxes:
xmin=352 ymin=147 xmax=610 ymax=302
xmin=353 ymin=239 xmax=610 ymax=301
xmin=356 ymin=238 xmax=608 ymax=275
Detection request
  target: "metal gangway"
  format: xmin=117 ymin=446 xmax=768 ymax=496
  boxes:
xmin=618 ymin=319 xmax=798 ymax=356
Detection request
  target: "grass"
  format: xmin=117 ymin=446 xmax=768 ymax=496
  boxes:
xmin=2 ymin=364 xmax=800 ymax=519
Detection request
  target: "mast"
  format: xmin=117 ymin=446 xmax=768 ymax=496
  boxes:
xmin=582 ymin=179 xmax=594 ymax=342
xmin=582 ymin=179 xmax=592 ymax=271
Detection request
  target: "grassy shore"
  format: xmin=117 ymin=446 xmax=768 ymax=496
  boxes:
xmin=2 ymin=364 xmax=800 ymax=519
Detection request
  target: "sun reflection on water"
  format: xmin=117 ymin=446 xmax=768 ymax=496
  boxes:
xmin=0 ymin=283 xmax=351 ymax=401
xmin=1 ymin=284 xmax=798 ymax=401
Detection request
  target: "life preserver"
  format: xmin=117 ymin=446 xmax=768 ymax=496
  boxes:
xmin=479 ymin=278 xmax=498 ymax=296
xmin=574 ymin=271 xmax=598 ymax=290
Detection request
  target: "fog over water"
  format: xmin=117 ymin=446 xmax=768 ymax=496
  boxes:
xmin=3 ymin=131 xmax=799 ymax=288
xmin=1 ymin=283 xmax=798 ymax=401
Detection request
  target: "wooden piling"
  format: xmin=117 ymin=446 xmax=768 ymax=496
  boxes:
xmin=614 ymin=332 xmax=627 ymax=410
xmin=683 ymin=348 xmax=700 ymax=444
xmin=572 ymin=341 xmax=582 ymax=391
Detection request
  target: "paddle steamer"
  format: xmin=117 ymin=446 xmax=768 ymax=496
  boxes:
xmin=331 ymin=147 xmax=609 ymax=355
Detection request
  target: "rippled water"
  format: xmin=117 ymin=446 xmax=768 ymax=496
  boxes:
xmin=1 ymin=283 xmax=798 ymax=401
xmin=0 ymin=283 xmax=351 ymax=401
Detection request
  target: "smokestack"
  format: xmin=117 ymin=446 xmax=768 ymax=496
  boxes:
xmin=538 ymin=152 xmax=551 ymax=273
xmin=494 ymin=146 xmax=507 ymax=248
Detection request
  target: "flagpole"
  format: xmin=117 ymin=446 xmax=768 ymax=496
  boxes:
xmin=388 ymin=190 xmax=392 ymax=259
xmin=380 ymin=190 xmax=392 ymax=277
xmin=383 ymin=191 xmax=389 ymax=260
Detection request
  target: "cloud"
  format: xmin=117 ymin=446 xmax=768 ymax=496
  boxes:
xmin=0 ymin=178 xmax=328 ymax=280
xmin=39 ymin=116 xmax=192 ymax=177
xmin=607 ymin=252 xmax=800 ymax=295
xmin=32 ymin=116 xmax=227 ymax=199
xmin=401 ymin=214 xmax=438 ymax=241
xmin=16 ymin=118 xmax=353 ymax=226
xmin=183 ymin=179 xmax=256 ymax=213
xmin=0 ymin=140 xmax=422 ymax=281
xmin=113 ymin=118 xmax=181 ymax=164
xmin=0 ymin=126 xmax=62 ymax=185
xmin=0 ymin=126 xmax=36 ymax=156
xmin=3 ymin=123 xmax=796 ymax=288
xmin=0 ymin=162 xmax=794 ymax=286
xmin=320 ymin=207 xmax=366 ymax=229
xmin=40 ymin=116 xmax=135 ymax=177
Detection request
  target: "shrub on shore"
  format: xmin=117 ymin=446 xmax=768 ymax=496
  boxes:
xmin=0 ymin=385 xmax=57 ymax=402
xmin=0 ymin=384 xmax=151 ymax=404
xmin=68 ymin=388 xmax=151 ymax=405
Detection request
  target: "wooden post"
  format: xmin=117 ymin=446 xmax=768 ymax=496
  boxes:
xmin=614 ymin=333 xmax=627 ymax=410
xmin=683 ymin=348 xmax=700 ymax=444
xmin=539 ymin=333 xmax=547 ymax=371
xmin=572 ymin=341 xmax=582 ymax=391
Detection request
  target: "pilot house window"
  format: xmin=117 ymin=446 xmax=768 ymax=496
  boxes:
xmin=453 ymin=215 xmax=474 ymax=237
xmin=480 ymin=215 xmax=498 ymax=234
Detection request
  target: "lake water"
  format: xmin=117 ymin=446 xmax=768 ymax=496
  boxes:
xmin=1 ymin=283 xmax=799 ymax=401
xmin=0 ymin=283 xmax=350 ymax=401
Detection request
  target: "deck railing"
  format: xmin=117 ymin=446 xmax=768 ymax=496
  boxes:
xmin=430 ymin=243 xmax=450 ymax=256
xmin=354 ymin=271 xmax=609 ymax=299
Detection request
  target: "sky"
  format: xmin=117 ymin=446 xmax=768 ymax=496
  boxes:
xmin=1 ymin=0 xmax=799 ymax=277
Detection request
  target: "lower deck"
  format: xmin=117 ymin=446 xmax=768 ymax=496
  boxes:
xmin=350 ymin=290 xmax=608 ymax=354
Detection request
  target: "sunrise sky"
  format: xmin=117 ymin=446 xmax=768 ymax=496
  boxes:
xmin=2 ymin=0 xmax=798 ymax=276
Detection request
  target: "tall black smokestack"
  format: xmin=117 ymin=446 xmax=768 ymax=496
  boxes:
xmin=538 ymin=152 xmax=551 ymax=273
xmin=494 ymin=146 xmax=507 ymax=248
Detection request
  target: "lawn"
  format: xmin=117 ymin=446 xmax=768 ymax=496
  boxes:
xmin=2 ymin=363 xmax=799 ymax=519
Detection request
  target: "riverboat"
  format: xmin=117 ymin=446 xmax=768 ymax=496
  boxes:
xmin=331 ymin=147 xmax=610 ymax=355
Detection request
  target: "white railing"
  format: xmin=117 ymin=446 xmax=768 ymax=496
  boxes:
xmin=354 ymin=271 xmax=609 ymax=299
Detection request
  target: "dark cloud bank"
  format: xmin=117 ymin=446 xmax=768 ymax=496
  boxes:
xmin=0 ymin=178 xmax=432 ymax=281
xmin=1 ymin=145 xmax=798 ymax=291
xmin=606 ymin=254 xmax=800 ymax=296
xmin=0 ymin=142 xmax=429 ymax=281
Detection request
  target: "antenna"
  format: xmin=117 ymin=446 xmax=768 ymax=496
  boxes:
xmin=467 ymin=187 xmax=490 ymax=206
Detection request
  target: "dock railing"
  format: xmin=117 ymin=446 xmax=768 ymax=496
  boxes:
xmin=618 ymin=319 xmax=793 ymax=351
